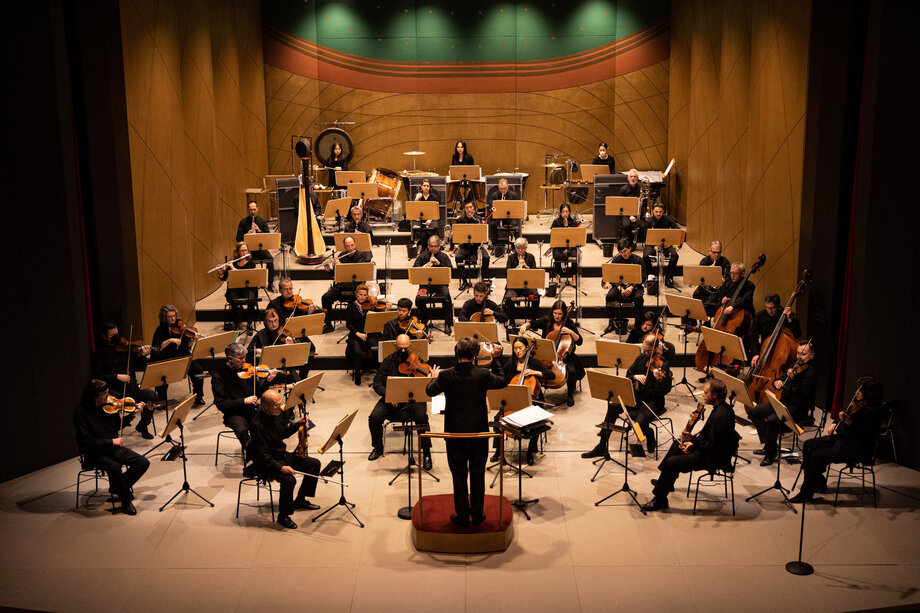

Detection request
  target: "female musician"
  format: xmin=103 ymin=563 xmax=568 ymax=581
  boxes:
xmin=490 ymin=337 xmax=554 ymax=464
xmin=551 ymin=203 xmax=578 ymax=283
xmin=326 ymin=141 xmax=348 ymax=190
xmin=151 ymin=305 xmax=205 ymax=405
xmin=519 ymin=300 xmax=585 ymax=406
xmin=345 ymin=284 xmax=382 ymax=385
xmin=219 ymin=241 xmax=258 ymax=329
xmin=451 ymin=140 xmax=475 ymax=166
xmin=410 ymin=178 xmax=442 ymax=250
xmin=626 ymin=311 xmax=676 ymax=364
xmin=791 ymin=376 xmax=884 ymax=504
xmin=246 ymin=307 xmax=295 ymax=364
xmin=592 ymin=141 xmax=616 ymax=175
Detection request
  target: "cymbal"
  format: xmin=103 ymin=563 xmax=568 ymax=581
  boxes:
xmin=403 ymin=150 xmax=426 ymax=156
xmin=541 ymin=163 xmax=563 ymax=168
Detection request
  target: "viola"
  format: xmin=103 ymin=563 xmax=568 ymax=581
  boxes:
xmin=237 ymin=362 xmax=273 ymax=379
xmin=397 ymin=353 xmax=432 ymax=377
xmin=678 ymin=402 xmax=706 ymax=453
xmin=103 ymin=395 xmax=137 ymax=415
xmin=169 ymin=319 xmax=198 ymax=340
xmin=284 ymin=294 xmax=325 ymax=314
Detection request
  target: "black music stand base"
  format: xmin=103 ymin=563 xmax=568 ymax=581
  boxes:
xmin=786 ymin=497 xmax=814 ymax=575
xmin=673 ymin=311 xmax=697 ymax=396
xmin=313 ymin=437 xmax=364 ymax=527
xmin=159 ymin=423 xmax=214 ymax=511
xmin=387 ymin=423 xmax=438 ymax=520
xmin=595 ymin=424 xmax=645 ymax=514
xmin=509 ymin=435 xmax=539 ymax=520
xmin=745 ymin=426 xmax=796 ymax=512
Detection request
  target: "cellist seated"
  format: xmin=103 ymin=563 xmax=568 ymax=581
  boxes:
xmin=748 ymin=341 xmax=816 ymax=466
xmin=489 ymin=337 xmax=554 ymax=465
xmin=458 ymin=282 xmax=508 ymax=323
xmin=248 ymin=390 xmax=321 ymax=530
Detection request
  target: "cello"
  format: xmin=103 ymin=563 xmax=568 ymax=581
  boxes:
xmin=543 ymin=301 xmax=576 ymax=389
xmin=694 ymin=254 xmax=766 ymax=373
xmin=745 ymin=270 xmax=812 ymax=403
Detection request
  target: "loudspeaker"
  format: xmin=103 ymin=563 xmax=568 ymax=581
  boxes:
xmin=276 ymin=178 xmax=300 ymax=244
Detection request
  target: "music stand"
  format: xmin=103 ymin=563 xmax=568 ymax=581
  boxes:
xmin=228 ymin=268 xmax=268 ymax=330
xmin=453 ymin=321 xmax=500 ymax=343
xmin=585 ymin=370 xmax=637 ymax=477
xmin=448 ymin=165 xmax=482 ymax=181
xmin=158 ymin=394 xmax=215 ymax=511
xmin=260 ymin=344 xmax=310 ymax=395
xmin=408 ymin=266 xmax=452 ymax=333
xmin=453 ymin=223 xmax=488 ymax=246
xmin=487 ymin=386 xmax=541 ymax=519
xmin=190 ymin=331 xmax=238 ymax=420
xmin=282 ymin=372 xmax=325 ymax=410
xmin=332 ymin=233 xmax=372 ymax=253
xmin=587 ymin=371 xmax=645 ymax=513
xmin=379 ymin=339 xmax=429 ymax=361
xmin=385 ymin=377 xmax=437 ymax=518
xmin=405 ymin=201 xmax=439 ymax=223
xmin=491 ymin=200 xmax=527 ymax=222
xmin=606 ymin=196 xmax=641 ymax=239
xmin=334 ymin=262 xmax=375 ymax=284
xmin=596 ymin=339 xmax=641 ymax=376
xmin=508 ymin=336 xmax=556 ymax=363
xmin=645 ymin=228 xmax=684 ymax=304
xmin=551 ymin=227 xmax=591 ymax=329
xmin=700 ymin=326 xmax=746 ymax=378
xmin=660 ymin=293 xmax=705 ymax=395
xmin=743 ymin=391 xmax=804 ymax=512
xmin=139 ymin=356 xmax=191 ymax=456
xmin=312 ymin=408 xmax=364 ymax=527
xmin=243 ymin=232 xmax=281 ymax=253
xmin=601 ymin=263 xmax=642 ymax=339
xmin=336 ymin=170 xmax=365 ymax=185
xmin=682 ymin=265 xmax=725 ymax=289
xmin=347 ymin=182 xmax=377 ymax=200
xmin=364 ymin=310 xmax=393 ymax=333
xmin=284 ymin=313 xmax=325 ymax=341
xmin=324 ymin=198 xmax=353 ymax=228
xmin=580 ymin=164 xmax=608 ymax=182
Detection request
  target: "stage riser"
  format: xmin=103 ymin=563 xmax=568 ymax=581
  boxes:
xmin=282 ymin=265 xmax=684 ymax=281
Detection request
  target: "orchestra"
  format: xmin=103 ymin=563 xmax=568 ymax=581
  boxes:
xmin=74 ymin=144 xmax=894 ymax=528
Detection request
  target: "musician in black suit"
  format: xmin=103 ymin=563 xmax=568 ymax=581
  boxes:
xmin=211 ymin=342 xmax=277 ymax=451
xmin=381 ymin=298 xmax=427 ymax=341
xmin=550 ymin=203 xmax=579 ymax=282
xmin=325 ymin=141 xmax=348 ymax=190
xmin=502 ymin=237 xmax=539 ymax=326
xmin=748 ymin=341 xmax=816 ymax=466
xmin=235 ymin=200 xmax=276 ymax=288
xmin=748 ymin=294 xmax=802 ymax=361
xmin=413 ymin=235 xmax=454 ymax=333
xmin=452 ymin=200 xmax=490 ymax=283
xmin=604 ymin=239 xmax=646 ymax=334
xmin=451 ymin=140 xmax=475 ymax=166
xmin=641 ymin=378 xmax=739 ymax=512
xmin=618 ymin=168 xmax=642 ymax=238
xmin=150 ymin=305 xmax=205 ymax=405
xmin=790 ymin=376 xmax=884 ymax=504
xmin=717 ymin=262 xmax=756 ymax=318
xmin=344 ymin=284 xmax=381 ymax=385
xmin=91 ymin=323 xmax=157 ymax=440
xmin=343 ymin=206 xmax=374 ymax=241
xmin=426 ymin=337 xmax=507 ymax=526
xmin=640 ymin=203 xmax=681 ymax=288
xmin=321 ymin=236 xmax=373 ymax=332
xmin=687 ymin=241 xmax=731 ymax=326
xmin=486 ymin=178 xmax=521 ymax=255
xmin=458 ymin=281 xmax=508 ymax=323
xmin=218 ymin=242 xmax=259 ymax=329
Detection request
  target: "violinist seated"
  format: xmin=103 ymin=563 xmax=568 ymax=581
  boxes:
xmin=685 ymin=241 xmax=731 ymax=328
xmin=582 ymin=334 xmax=672 ymax=459
xmin=790 ymin=376 xmax=884 ymax=504
xmin=248 ymin=390 xmax=321 ymax=530
xmin=410 ymin=178 xmax=442 ymax=253
xmin=345 ymin=284 xmax=387 ymax=386
xmin=267 ymin=278 xmax=318 ymax=375
xmin=604 ymin=239 xmax=647 ymax=335
xmin=91 ymin=323 xmax=157 ymax=439
xmin=747 ymin=294 xmax=801 ymax=361
xmin=219 ymin=241 xmax=259 ymax=330
xmin=343 ymin=205 xmax=374 ymax=242
xmin=550 ymin=203 xmax=579 ymax=284
xmin=458 ymin=281 xmax=508 ymax=324
xmin=413 ymin=235 xmax=454 ymax=334
xmin=321 ymin=235 xmax=373 ymax=333
xmin=211 ymin=342 xmax=278 ymax=453
xmin=235 ymin=200 xmax=276 ymax=290
xmin=490 ymin=336 xmax=554 ymax=465
xmin=452 ymin=201 xmax=491 ymax=286
xmin=245 ymin=308 xmax=305 ymax=383
xmin=748 ymin=341 xmax=816 ymax=466
xmin=639 ymin=203 xmax=681 ymax=289
xmin=381 ymin=298 xmax=427 ymax=341
xmin=73 ymin=379 xmax=151 ymax=515
xmin=640 ymin=379 xmax=739 ymax=512
xmin=519 ymin=300 xmax=585 ymax=407
xmin=502 ymin=237 xmax=540 ymax=327
xmin=626 ymin=311 xmax=676 ymax=364
xmin=151 ymin=305 xmax=205 ymax=406
xmin=366 ymin=334 xmax=433 ymax=469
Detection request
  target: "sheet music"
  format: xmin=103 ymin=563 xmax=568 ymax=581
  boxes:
xmin=501 ymin=405 xmax=554 ymax=428
xmin=431 ymin=394 xmax=445 ymax=415
xmin=620 ymin=170 xmax=664 ymax=183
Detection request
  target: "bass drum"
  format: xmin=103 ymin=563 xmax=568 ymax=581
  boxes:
xmin=315 ymin=128 xmax=354 ymax=168
xmin=369 ymin=168 xmax=404 ymax=201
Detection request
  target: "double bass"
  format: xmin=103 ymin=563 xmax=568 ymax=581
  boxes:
xmin=745 ymin=271 xmax=812 ymax=404
xmin=694 ymin=254 xmax=765 ymax=374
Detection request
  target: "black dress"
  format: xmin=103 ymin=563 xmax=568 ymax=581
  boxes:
xmin=550 ymin=216 xmax=578 ymax=277
xmin=527 ymin=315 xmax=585 ymax=399
xmin=592 ymin=155 xmax=616 ymax=175
xmin=150 ymin=322 xmax=205 ymax=402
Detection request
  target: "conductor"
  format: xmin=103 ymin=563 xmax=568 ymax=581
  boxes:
xmin=425 ymin=337 xmax=507 ymax=526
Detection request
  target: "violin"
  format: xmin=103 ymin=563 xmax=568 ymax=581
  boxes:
xmin=103 ymin=395 xmax=137 ymax=415
xmin=284 ymin=294 xmax=325 ymax=314
xmin=399 ymin=315 xmax=428 ymax=339
xmin=397 ymin=352 xmax=433 ymax=377
xmin=237 ymin=362 xmax=274 ymax=379
xmin=113 ymin=336 xmax=147 ymax=354
xmin=358 ymin=295 xmax=390 ymax=311
xmin=169 ymin=319 xmax=198 ymax=340
xmin=678 ymin=402 xmax=706 ymax=453
xmin=838 ymin=398 xmax=867 ymax=427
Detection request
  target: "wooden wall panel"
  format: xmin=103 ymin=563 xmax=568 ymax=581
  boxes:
xmin=120 ymin=0 xmax=268 ymax=337
xmin=669 ymin=0 xmax=811 ymax=309
xmin=265 ymin=63 xmax=670 ymax=211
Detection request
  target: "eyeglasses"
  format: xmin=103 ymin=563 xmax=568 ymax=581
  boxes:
xmin=709 ymin=250 xmax=722 ymax=255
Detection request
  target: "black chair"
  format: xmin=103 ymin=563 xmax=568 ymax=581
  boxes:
xmin=617 ymin=415 xmax=674 ymax=460
xmin=236 ymin=463 xmax=276 ymax=521
xmin=215 ymin=430 xmax=244 ymax=466
xmin=832 ymin=456 xmax=878 ymax=508
xmin=877 ymin=399 xmax=902 ymax=464
xmin=689 ymin=467 xmax=736 ymax=515
xmin=75 ymin=454 xmax=116 ymax=511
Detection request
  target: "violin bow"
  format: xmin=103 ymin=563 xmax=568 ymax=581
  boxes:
xmin=119 ymin=324 xmax=134 ymax=438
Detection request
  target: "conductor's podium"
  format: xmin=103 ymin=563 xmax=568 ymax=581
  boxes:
xmin=411 ymin=494 xmax=514 ymax=553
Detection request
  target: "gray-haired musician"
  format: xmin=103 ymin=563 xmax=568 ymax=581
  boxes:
xmin=321 ymin=235 xmax=373 ymax=333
